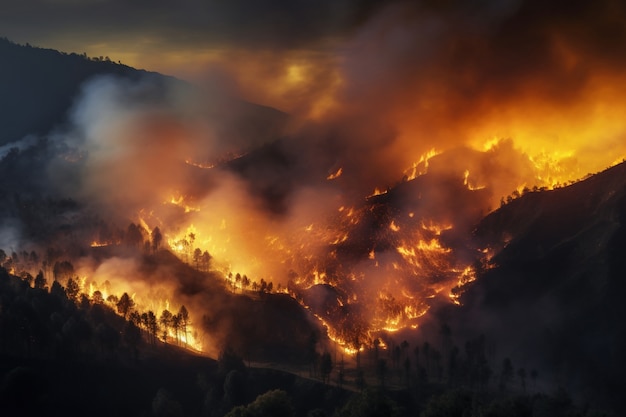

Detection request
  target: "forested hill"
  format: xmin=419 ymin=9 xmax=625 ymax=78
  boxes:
xmin=430 ymin=161 xmax=626 ymax=413
xmin=0 ymin=37 xmax=161 ymax=146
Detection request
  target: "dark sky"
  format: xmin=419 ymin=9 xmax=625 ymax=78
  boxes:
xmin=0 ymin=0 xmax=385 ymax=71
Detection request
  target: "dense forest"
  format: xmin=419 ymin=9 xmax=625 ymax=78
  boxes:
xmin=0 ymin=253 xmax=612 ymax=416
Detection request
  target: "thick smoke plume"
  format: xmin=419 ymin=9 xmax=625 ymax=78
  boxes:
xmin=4 ymin=0 xmax=626 ymax=355
xmin=209 ymin=0 xmax=626 ymax=192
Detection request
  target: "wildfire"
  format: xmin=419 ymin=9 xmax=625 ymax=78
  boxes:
xmin=184 ymin=159 xmax=215 ymax=169
xmin=403 ymin=148 xmax=441 ymax=181
xmin=448 ymin=266 xmax=477 ymax=306
xmin=463 ymin=169 xmax=486 ymax=191
xmin=90 ymin=241 xmax=112 ymax=248
xmin=420 ymin=220 xmax=453 ymax=235
xmin=326 ymin=167 xmax=343 ymax=180
xmin=367 ymin=188 xmax=388 ymax=198
xmin=83 ymin=278 xmax=204 ymax=351
xmin=168 ymin=194 xmax=200 ymax=213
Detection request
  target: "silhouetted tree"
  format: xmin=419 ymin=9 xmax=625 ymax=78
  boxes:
xmin=141 ymin=312 xmax=149 ymax=330
xmin=151 ymin=226 xmax=163 ymax=252
xmin=356 ymin=368 xmax=366 ymax=392
xmin=448 ymin=346 xmax=460 ymax=387
xmin=65 ymin=277 xmax=80 ymax=302
xmin=53 ymin=260 xmax=74 ymax=282
xmin=393 ymin=345 xmax=401 ymax=369
xmin=465 ymin=334 xmax=491 ymax=391
xmin=414 ymin=345 xmax=420 ymax=371
xmin=320 ymin=352 xmax=333 ymax=384
xmin=423 ymin=341 xmax=431 ymax=377
xmin=79 ymin=294 xmax=90 ymax=310
xmin=125 ymin=223 xmax=144 ymax=248
xmin=129 ymin=311 xmax=141 ymax=326
xmin=530 ymin=369 xmax=538 ymax=391
xmin=178 ymin=305 xmax=189 ymax=344
xmin=432 ymin=349 xmax=443 ymax=382
xmin=376 ymin=359 xmax=388 ymax=387
xmin=147 ymin=311 xmax=158 ymax=346
xmin=373 ymin=338 xmax=381 ymax=366
xmin=116 ymin=292 xmax=134 ymax=319
xmin=171 ymin=313 xmax=181 ymax=345
xmin=518 ymin=367 xmax=527 ymax=392
xmin=159 ymin=309 xmax=173 ymax=342
xmin=50 ymin=280 xmax=65 ymax=300
xmin=21 ymin=272 xmax=33 ymax=287
xmin=500 ymin=357 xmax=514 ymax=392
xmin=400 ymin=339 xmax=409 ymax=358
xmin=305 ymin=332 xmax=318 ymax=377
xmin=92 ymin=290 xmax=104 ymax=304
xmin=193 ymin=248 xmax=202 ymax=269
xmin=403 ymin=357 xmax=411 ymax=387
xmin=33 ymin=270 xmax=46 ymax=290
xmin=242 ymin=275 xmax=250 ymax=291
xmin=106 ymin=294 xmax=119 ymax=306
xmin=440 ymin=323 xmax=452 ymax=373
xmin=201 ymin=250 xmax=211 ymax=271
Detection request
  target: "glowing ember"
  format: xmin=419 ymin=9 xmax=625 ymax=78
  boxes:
xmin=326 ymin=167 xmax=343 ymax=180
xmin=90 ymin=241 xmax=112 ymax=248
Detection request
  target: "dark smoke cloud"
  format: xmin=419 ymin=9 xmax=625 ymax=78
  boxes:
xmin=0 ymin=0 xmax=387 ymax=51
xmin=269 ymin=0 xmax=626 ymax=198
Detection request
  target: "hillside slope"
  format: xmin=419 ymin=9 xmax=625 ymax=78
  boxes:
xmin=0 ymin=38 xmax=287 ymax=149
xmin=434 ymin=162 xmax=626 ymax=412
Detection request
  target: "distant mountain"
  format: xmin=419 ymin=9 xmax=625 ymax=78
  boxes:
xmin=0 ymin=37 xmax=287 ymax=148
xmin=0 ymin=38 xmax=145 ymax=145
xmin=433 ymin=161 xmax=626 ymax=412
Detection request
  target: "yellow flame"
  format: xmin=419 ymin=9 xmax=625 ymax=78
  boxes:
xmin=403 ymin=148 xmax=441 ymax=181
xmin=326 ymin=167 xmax=343 ymax=180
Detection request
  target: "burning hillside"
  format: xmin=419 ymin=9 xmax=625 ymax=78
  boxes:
xmin=2 ymin=70 xmax=622 ymax=358
xmin=1 ymin=0 xmax=626 ymax=360
xmin=128 ymin=138 xmax=604 ymax=355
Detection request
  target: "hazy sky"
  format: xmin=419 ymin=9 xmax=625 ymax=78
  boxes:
xmin=0 ymin=0 xmax=383 ymax=77
xmin=3 ymin=0 xmax=624 ymax=80
xmin=3 ymin=0 xmax=626 ymax=182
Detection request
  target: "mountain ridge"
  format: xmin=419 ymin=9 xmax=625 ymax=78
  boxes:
xmin=427 ymin=160 xmax=626 ymax=412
